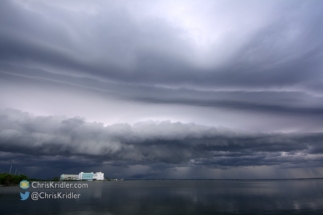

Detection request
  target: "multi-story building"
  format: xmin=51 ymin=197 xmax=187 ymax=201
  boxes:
xmin=93 ymin=172 xmax=104 ymax=180
xmin=60 ymin=172 xmax=105 ymax=181
xmin=60 ymin=174 xmax=79 ymax=181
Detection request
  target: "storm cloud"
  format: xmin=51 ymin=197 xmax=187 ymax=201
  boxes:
xmin=1 ymin=109 xmax=323 ymax=172
xmin=1 ymin=0 xmax=323 ymax=178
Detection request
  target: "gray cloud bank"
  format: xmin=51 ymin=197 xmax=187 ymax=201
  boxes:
xmin=1 ymin=1 xmax=323 ymax=178
xmin=1 ymin=109 xmax=323 ymax=170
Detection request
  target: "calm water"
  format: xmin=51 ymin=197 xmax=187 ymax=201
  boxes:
xmin=1 ymin=180 xmax=323 ymax=215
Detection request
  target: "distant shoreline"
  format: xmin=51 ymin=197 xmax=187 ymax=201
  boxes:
xmin=123 ymin=178 xmax=323 ymax=181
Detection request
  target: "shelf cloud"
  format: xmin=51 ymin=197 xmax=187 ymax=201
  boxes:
xmin=0 ymin=0 xmax=323 ymax=178
xmin=1 ymin=109 xmax=323 ymax=178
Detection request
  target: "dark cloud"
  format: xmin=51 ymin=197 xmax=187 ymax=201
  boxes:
xmin=0 ymin=0 xmax=322 ymax=122
xmin=1 ymin=1 xmax=323 ymax=178
xmin=1 ymin=0 xmax=322 ymax=88
xmin=1 ymin=109 xmax=323 ymax=172
xmin=1 ymin=63 xmax=323 ymax=119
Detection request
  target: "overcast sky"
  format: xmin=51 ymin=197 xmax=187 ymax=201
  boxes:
xmin=1 ymin=0 xmax=323 ymax=179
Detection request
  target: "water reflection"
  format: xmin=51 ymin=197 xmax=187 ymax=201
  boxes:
xmin=1 ymin=180 xmax=323 ymax=215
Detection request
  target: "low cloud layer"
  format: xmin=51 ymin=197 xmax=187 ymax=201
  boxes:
xmin=1 ymin=109 xmax=323 ymax=174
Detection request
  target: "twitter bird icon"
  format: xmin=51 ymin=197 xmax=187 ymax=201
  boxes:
xmin=20 ymin=191 xmax=30 ymax=201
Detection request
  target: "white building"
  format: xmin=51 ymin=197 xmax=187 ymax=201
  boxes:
xmin=78 ymin=172 xmax=94 ymax=181
xmin=93 ymin=172 xmax=104 ymax=181
xmin=60 ymin=174 xmax=79 ymax=181
xmin=78 ymin=172 xmax=105 ymax=181
xmin=60 ymin=172 xmax=105 ymax=181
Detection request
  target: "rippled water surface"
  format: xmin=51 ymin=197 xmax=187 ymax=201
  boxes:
xmin=1 ymin=180 xmax=323 ymax=215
